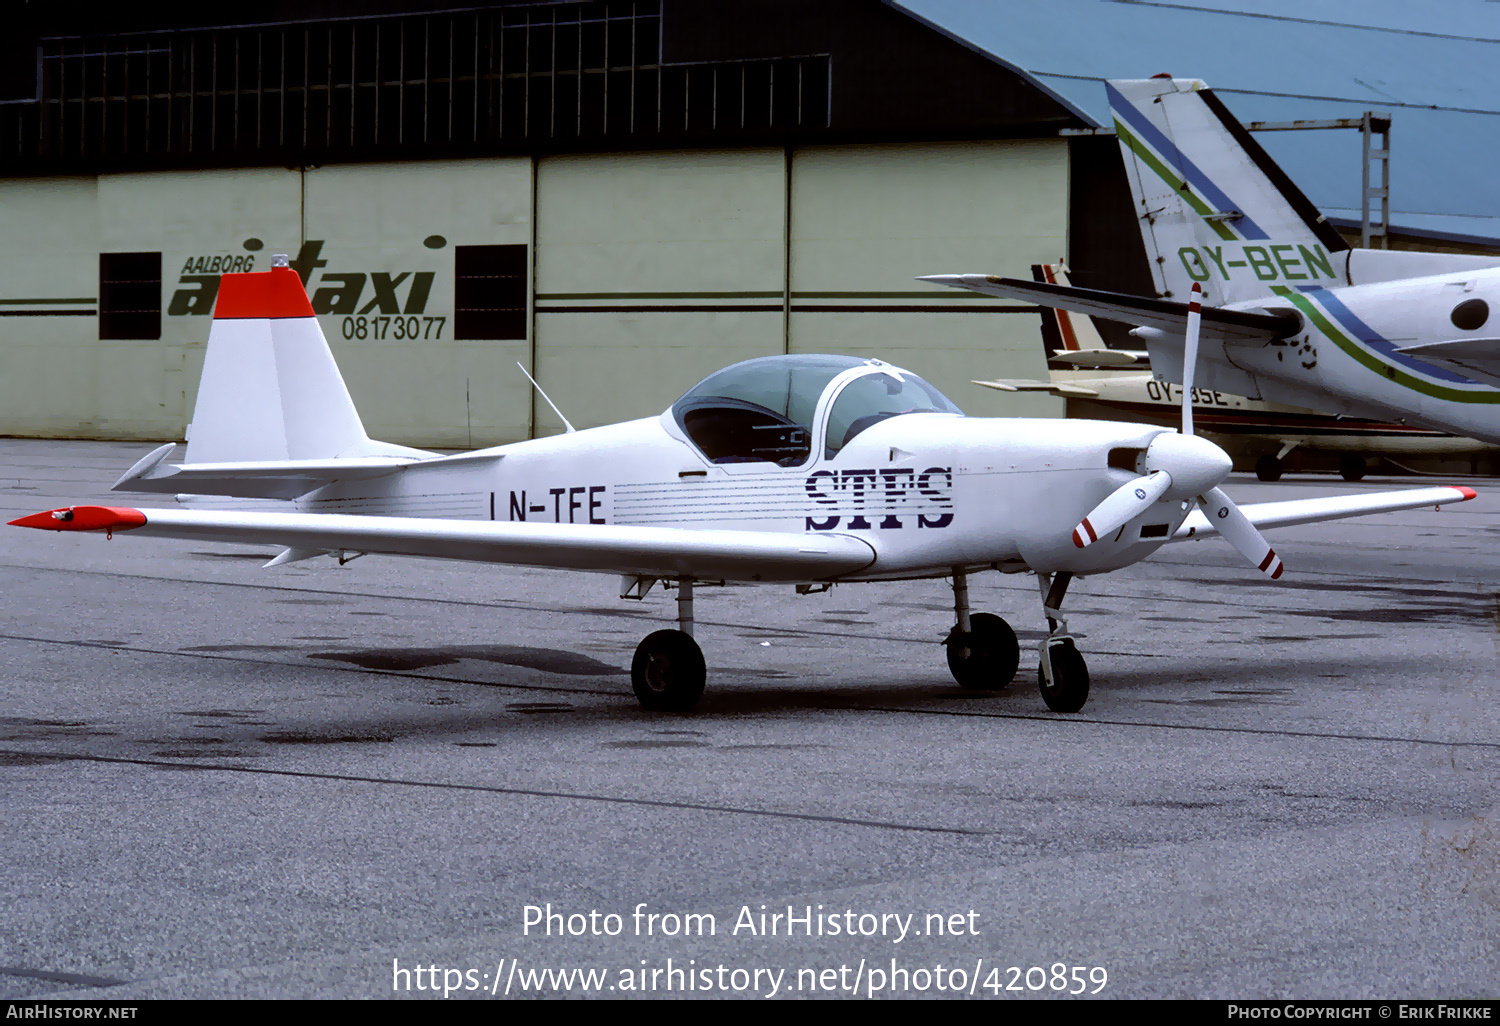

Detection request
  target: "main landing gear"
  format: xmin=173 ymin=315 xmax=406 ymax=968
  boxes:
xmin=943 ymin=568 xmax=1020 ymax=690
xmin=625 ymin=570 xmax=1088 ymax=714
xmin=630 ymin=577 xmax=706 ymax=711
xmin=1036 ymin=571 xmax=1089 ymax=713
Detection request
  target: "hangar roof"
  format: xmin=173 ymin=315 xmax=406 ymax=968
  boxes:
xmin=891 ymin=0 xmax=1500 ymax=241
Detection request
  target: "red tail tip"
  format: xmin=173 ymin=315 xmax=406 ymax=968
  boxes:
xmin=1455 ymin=486 xmax=1478 ymax=500
xmin=8 ymin=506 xmax=147 ymax=532
xmin=213 ymin=265 xmax=315 ymax=320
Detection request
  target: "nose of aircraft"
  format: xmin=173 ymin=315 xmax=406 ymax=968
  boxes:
xmin=1144 ymin=431 xmax=1233 ymax=500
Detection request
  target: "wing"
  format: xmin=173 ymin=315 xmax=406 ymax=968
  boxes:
xmin=919 ymin=275 xmax=1298 ymax=343
xmin=1170 ymin=486 xmax=1476 ymax=542
xmin=8 ymin=506 xmax=877 ymax=582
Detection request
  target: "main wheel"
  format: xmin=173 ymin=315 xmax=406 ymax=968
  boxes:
xmin=1255 ymin=455 xmax=1283 ymax=482
xmin=1038 ymin=639 xmax=1090 ymax=713
xmin=1339 ymin=455 xmax=1367 ymax=482
xmin=631 ymin=629 xmax=706 ymax=711
xmin=946 ymin=612 xmax=1021 ymax=690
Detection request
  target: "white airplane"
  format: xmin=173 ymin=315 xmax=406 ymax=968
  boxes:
xmin=9 ymin=258 xmax=1477 ymax=714
xmin=924 ymin=76 xmax=1500 ymax=450
xmin=981 ymin=264 xmax=1496 ymax=482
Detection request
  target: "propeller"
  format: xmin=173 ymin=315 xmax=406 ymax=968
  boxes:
xmin=1070 ymin=282 xmax=1286 ymax=579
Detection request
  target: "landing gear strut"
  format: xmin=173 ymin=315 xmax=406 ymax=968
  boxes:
xmin=631 ymin=576 xmax=706 ymax=711
xmin=944 ymin=568 xmax=1020 ymax=690
xmin=1036 ymin=571 xmax=1089 ymax=713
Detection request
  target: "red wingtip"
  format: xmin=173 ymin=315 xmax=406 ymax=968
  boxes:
xmin=1455 ymin=486 xmax=1478 ymax=500
xmin=213 ymin=265 xmax=315 ymax=319
xmin=9 ymin=506 xmax=147 ymax=532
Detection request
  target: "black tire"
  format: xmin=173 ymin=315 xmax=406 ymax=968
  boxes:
xmin=1255 ymin=455 xmax=1283 ymax=482
xmin=945 ymin=612 xmax=1021 ymax=690
xmin=1038 ymin=639 xmax=1090 ymax=714
xmin=1339 ymin=455 xmax=1367 ymax=482
xmin=631 ymin=629 xmax=706 ymax=712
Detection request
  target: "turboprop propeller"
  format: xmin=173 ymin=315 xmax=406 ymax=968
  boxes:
xmin=1069 ymin=283 xmax=1284 ymax=579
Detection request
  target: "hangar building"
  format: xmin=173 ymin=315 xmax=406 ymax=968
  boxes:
xmin=1 ymin=0 xmax=1124 ymax=446
xmin=4 ymin=0 xmax=1492 ymax=448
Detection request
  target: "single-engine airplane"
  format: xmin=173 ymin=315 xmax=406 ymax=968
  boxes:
xmin=924 ymin=76 xmax=1500 ymax=451
xmin=10 ymin=257 xmax=1477 ymax=714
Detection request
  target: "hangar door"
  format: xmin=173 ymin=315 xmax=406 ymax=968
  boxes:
xmin=789 ymin=139 xmax=1068 ymax=418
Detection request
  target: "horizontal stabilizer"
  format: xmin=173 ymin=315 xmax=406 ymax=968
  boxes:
xmin=8 ymin=507 xmax=878 ymax=583
xmin=1171 ymin=486 xmax=1476 ymax=542
xmin=1396 ymin=338 xmax=1500 ymax=388
xmin=1048 ymin=349 xmax=1149 ymax=368
xmin=972 ymin=379 xmax=1101 ymax=398
xmin=919 ymin=275 xmax=1298 ymax=343
xmin=114 ymin=452 xmax=425 ymax=500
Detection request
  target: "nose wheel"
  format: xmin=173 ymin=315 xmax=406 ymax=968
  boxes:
xmin=1036 ymin=571 xmax=1089 ymax=713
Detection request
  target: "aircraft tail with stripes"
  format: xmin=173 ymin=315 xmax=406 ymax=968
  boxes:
xmin=1110 ymin=77 xmax=1495 ymax=305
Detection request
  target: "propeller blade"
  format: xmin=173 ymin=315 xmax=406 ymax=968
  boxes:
xmin=1073 ymin=469 xmax=1173 ymax=548
xmin=1199 ymin=485 xmax=1285 ymax=579
xmin=1181 ymin=281 xmax=1202 ymax=437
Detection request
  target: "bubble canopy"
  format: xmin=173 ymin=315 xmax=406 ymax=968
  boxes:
xmin=669 ymin=354 xmax=962 ymax=466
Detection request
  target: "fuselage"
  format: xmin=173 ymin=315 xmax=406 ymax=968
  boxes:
xmin=1215 ymin=268 xmax=1500 ymax=445
xmin=301 ymin=412 xmax=1192 ymax=582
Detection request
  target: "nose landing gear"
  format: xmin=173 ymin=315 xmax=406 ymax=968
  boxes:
xmin=1036 ymin=571 xmax=1089 ymax=713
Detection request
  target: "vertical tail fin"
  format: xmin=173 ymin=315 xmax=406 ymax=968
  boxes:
xmin=185 ymin=261 xmax=370 ymax=464
xmin=1108 ymin=77 xmax=1349 ymax=306
xmin=1032 ymin=262 xmax=1109 ymax=358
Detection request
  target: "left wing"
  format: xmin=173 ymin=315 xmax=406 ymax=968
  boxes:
xmin=919 ymin=274 xmax=1299 ymax=343
xmin=1171 ymin=486 xmax=1476 ymax=542
xmin=8 ymin=506 xmax=878 ymax=582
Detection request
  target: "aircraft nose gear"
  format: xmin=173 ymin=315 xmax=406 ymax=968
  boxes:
xmin=943 ymin=568 xmax=1021 ymax=689
xmin=631 ymin=577 xmax=707 ymax=711
xmin=1036 ymin=571 xmax=1089 ymax=713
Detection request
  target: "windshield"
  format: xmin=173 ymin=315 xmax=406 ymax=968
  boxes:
xmin=671 ymin=355 xmax=866 ymax=465
xmin=823 ymin=368 xmax=962 ymax=457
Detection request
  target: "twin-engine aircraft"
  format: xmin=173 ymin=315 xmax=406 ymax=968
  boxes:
xmin=10 ymin=258 xmax=1476 ymax=714
xmin=983 ymin=264 xmax=1496 ymax=482
xmin=925 ymin=75 xmax=1500 ymax=451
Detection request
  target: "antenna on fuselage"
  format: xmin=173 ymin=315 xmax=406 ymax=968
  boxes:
xmin=516 ymin=361 xmax=576 ymax=434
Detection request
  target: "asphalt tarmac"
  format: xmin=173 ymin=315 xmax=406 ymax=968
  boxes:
xmin=1 ymin=438 xmax=1495 ymax=1000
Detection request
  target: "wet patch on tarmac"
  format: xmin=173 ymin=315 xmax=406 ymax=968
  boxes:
xmin=0 ymin=718 xmax=118 ymax=740
xmin=259 ymin=731 xmax=396 ymax=744
xmin=604 ymin=738 xmax=712 ymax=749
xmin=0 ymin=751 xmax=71 ymax=767
xmin=506 ymin=702 xmax=574 ymax=714
xmin=180 ymin=644 xmax=294 ymax=653
xmin=309 ymin=645 xmax=624 ymax=675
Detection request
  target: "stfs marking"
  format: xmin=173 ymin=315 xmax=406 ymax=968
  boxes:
xmin=805 ymin=466 xmax=954 ymax=531
xmin=509 ymin=486 xmax=606 ymax=524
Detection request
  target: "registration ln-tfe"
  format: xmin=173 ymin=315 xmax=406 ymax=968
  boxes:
xmin=9 ymin=259 xmax=1476 ymax=713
